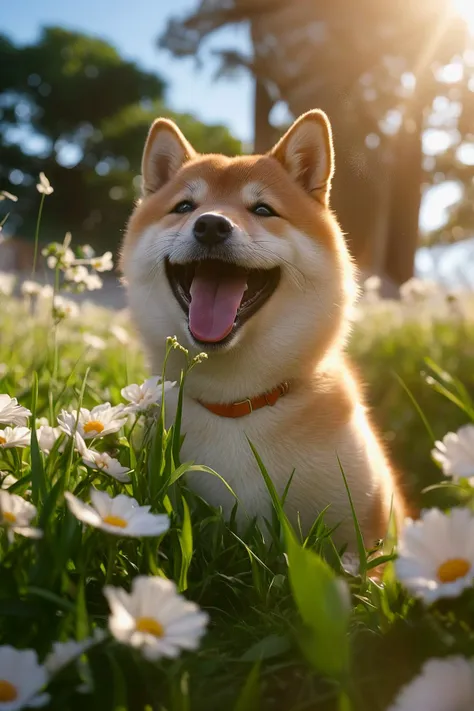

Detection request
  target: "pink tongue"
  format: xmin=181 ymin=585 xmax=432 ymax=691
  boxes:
xmin=189 ymin=264 xmax=247 ymax=343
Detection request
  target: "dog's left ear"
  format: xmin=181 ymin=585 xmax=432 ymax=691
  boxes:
xmin=141 ymin=118 xmax=196 ymax=196
xmin=269 ymin=110 xmax=334 ymax=205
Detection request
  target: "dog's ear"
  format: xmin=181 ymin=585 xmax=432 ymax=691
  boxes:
xmin=269 ymin=110 xmax=334 ymax=205
xmin=141 ymin=118 xmax=196 ymax=196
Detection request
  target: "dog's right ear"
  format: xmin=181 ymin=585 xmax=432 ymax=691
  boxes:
xmin=269 ymin=110 xmax=334 ymax=206
xmin=141 ymin=118 xmax=196 ymax=196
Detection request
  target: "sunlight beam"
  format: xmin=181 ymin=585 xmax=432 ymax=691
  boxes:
xmin=452 ymin=0 xmax=474 ymax=34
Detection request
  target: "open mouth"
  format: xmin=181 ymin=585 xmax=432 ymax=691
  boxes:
xmin=165 ymin=258 xmax=281 ymax=345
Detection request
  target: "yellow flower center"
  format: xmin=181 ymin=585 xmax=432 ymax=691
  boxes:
xmin=437 ymin=558 xmax=471 ymax=583
xmin=0 ymin=436 xmax=6 ymax=446
xmin=135 ymin=617 xmax=164 ymax=637
xmin=0 ymin=680 xmax=18 ymax=701
xmin=83 ymin=420 xmax=105 ymax=435
xmin=3 ymin=512 xmax=16 ymax=524
xmin=102 ymin=515 xmax=128 ymax=528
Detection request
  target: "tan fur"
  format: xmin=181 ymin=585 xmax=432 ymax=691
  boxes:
xmin=121 ymin=110 xmax=406 ymax=548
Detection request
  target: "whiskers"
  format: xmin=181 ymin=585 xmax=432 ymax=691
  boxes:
xmin=249 ymin=240 xmax=311 ymax=291
xmin=128 ymin=226 xmax=314 ymax=301
xmin=130 ymin=230 xmax=184 ymax=311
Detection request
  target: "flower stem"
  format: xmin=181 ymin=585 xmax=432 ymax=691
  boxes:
xmin=105 ymin=537 xmax=118 ymax=584
xmin=32 ymin=194 xmax=45 ymax=277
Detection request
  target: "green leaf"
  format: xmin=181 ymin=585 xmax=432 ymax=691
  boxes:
xmin=240 ymin=634 xmax=291 ymax=662
xmin=105 ymin=649 xmax=128 ymax=710
xmin=178 ymin=496 xmax=193 ymax=592
xmin=285 ymin=528 xmax=350 ymax=679
xmin=366 ymin=553 xmax=397 ymax=570
xmin=172 ymin=369 xmax=186 ymax=464
xmin=27 ymin=586 xmax=76 ymax=612
xmin=170 ymin=671 xmax=191 ymax=711
xmin=234 ymin=662 xmax=260 ymax=711
xmin=169 ymin=463 xmax=240 ymax=502
xmin=76 ymin=576 xmax=90 ymax=640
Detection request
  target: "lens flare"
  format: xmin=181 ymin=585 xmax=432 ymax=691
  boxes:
xmin=452 ymin=0 xmax=474 ymax=34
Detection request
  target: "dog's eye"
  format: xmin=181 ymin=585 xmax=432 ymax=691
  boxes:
xmin=171 ymin=200 xmax=196 ymax=214
xmin=251 ymin=203 xmax=278 ymax=217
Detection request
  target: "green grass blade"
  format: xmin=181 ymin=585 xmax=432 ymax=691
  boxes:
xmin=392 ymin=371 xmax=436 ymax=443
xmin=178 ymin=496 xmax=193 ymax=592
xmin=234 ymin=662 xmax=261 ymax=711
xmin=29 ymin=372 xmax=47 ymax=505
xmin=337 ymin=454 xmax=367 ymax=582
xmin=247 ymin=438 xmax=292 ymax=535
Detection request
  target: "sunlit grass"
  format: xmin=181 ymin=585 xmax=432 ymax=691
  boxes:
xmin=1 ymin=186 xmax=474 ymax=709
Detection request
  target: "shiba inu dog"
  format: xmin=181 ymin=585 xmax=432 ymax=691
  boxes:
xmin=121 ymin=110 xmax=406 ymax=547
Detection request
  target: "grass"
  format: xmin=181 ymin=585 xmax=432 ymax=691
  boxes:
xmin=0 ymin=203 xmax=474 ymax=708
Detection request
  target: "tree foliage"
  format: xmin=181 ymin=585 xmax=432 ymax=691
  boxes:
xmin=160 ymin=0 xmax=474 ymax=283
xmin=0 ymin=27 xmax=241 ymax=252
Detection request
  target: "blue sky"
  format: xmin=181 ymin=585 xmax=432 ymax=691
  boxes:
xmin=3 ymin=0 xmax=253 ymax=141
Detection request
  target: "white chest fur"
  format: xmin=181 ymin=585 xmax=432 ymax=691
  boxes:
xmin=165 ymin=388 xmax=390 ymax=548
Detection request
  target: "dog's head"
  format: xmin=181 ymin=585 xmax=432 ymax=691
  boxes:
xmin=121 ymin=110 xmax=356 ymax=399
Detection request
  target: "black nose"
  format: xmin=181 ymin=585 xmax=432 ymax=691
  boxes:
xmin=193 ymin=213 xmax=232 ymax=245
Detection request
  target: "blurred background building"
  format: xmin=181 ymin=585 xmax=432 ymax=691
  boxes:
xmin=1 ymin=0 xmax=473 ymax=295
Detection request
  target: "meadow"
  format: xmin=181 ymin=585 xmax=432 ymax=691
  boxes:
xmin=1 ymin=183 xmax=474 ymax=710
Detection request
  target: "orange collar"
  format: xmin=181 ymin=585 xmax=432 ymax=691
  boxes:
xmin=198 ymin=381 xmax=290 ymax=418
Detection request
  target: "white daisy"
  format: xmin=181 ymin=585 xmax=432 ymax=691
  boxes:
xmin=82 ymin=333 xmax=107 ymax=351
xmin=0 ymin=491 xmax=42 ymax=542
xmin=53 ymin=295 xmax=79 ymax=320
xmin=0 ymin=646 xmax=49 ymax=709
xmin=399 ymin=277 xmax=440 ymax=302
xmin=0 ymin=474 xmax=31 ymax=497
xmin=83 ymin=273 xmax=103 ymax=291
xmin=20 ymin=280 xmax=44 ymax=297
xmin=57 ymin=403 xmax=128 ymax=440
xmin=388 ymin=656 xmax=474 ymax=711
xmin=82 ymin=449 xmax=131 ymax=483
xmin=341 ymin=552 xmax=360 ymax=576
xmin=0 ymin=395 xmax=31 ymax=427
xmin=80 ymin=245 xmax=95 ymax=259
xmin=0 ymin=474 xmax=17 ymax=490
xmin=65 ymin=488 xmax=170 ymax=537
xmin=396 ymin=508 xmax=474 ymax=603
xmin=44 ymin=420 xmax=85 ymax=457
xmin=90 ymin=252 xmax=113 ymax=272
xmin=64 ymin=265 xmax=90 ymax=284
xmin=432 ymin=425 xmax=474 ymax=480
xmin=45 ymin=246 xmax=75 ymax=270
xmin=36 ymin=172 xmax=54 ymax=195
xmin=121 ymin=377 xmax=176 ymax=414
xmin=0 ymin=190 xmax=18 ymax=202
xmin=0 ymin=273 xmax=16 ymax=298
xmin=104 ymin=576 xmax=209 ymax=661
xmin=364 ymin=275 xmax=382 ymax=292
xmin=36 ymin=424 xmax=61 ymax=454
xmin=45 ymin=629 xmax=106 ymax=675
xmin=110 ymin=325 xmax=131 ymax=345
xmin=38 ymin=284 xmax=54 ymax=300
xmin=0 ymin=426 xmax=31 ymax=449
xmin=360 ymin=275 xmax=382 ymax=304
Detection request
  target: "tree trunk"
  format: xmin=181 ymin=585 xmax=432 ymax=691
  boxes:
xmin=384 ymin=112 xmax=423 ymax=285
xmin=253 ymin=77 xmax=275 ymax=153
